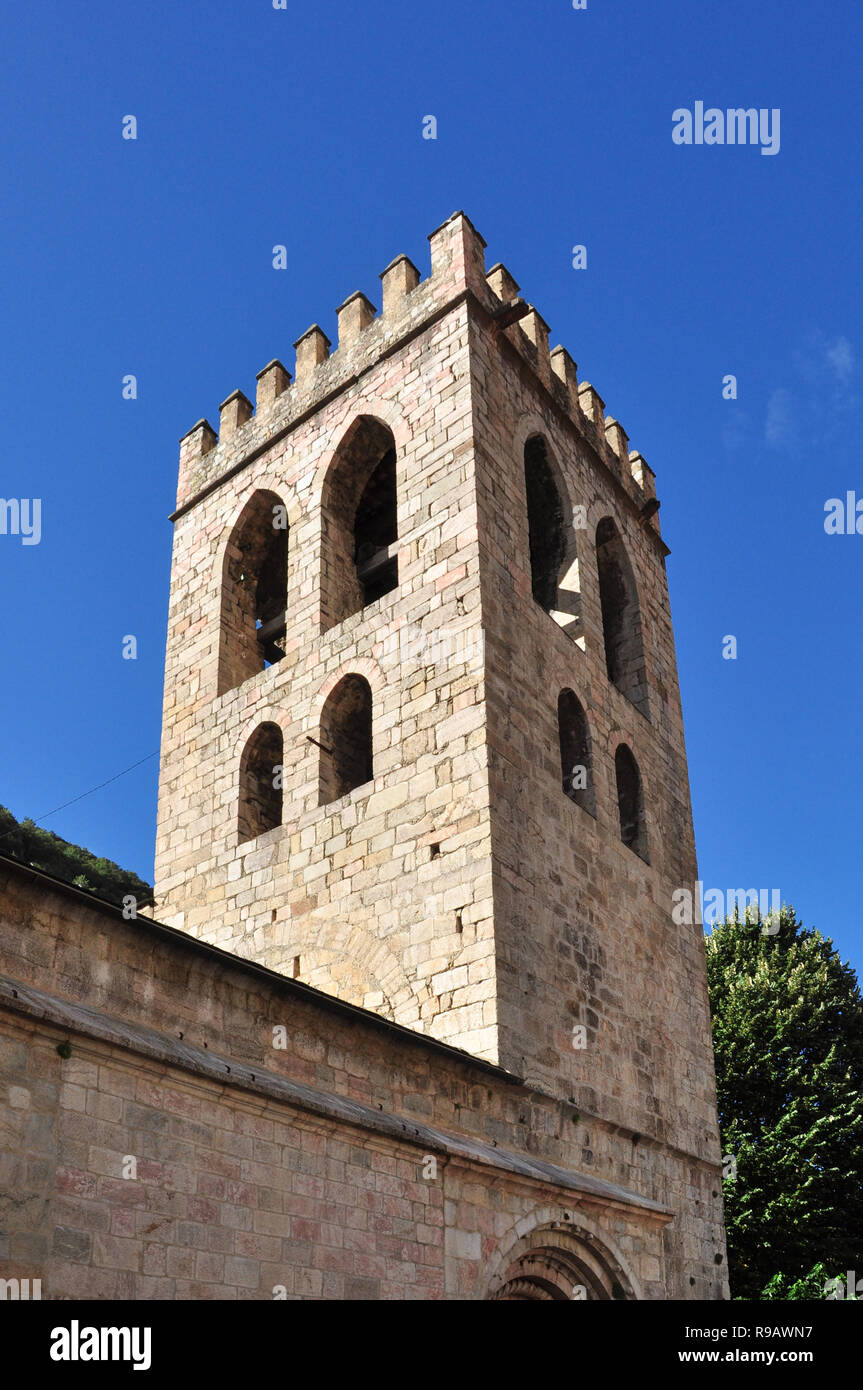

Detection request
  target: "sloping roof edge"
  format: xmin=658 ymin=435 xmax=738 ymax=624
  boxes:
xmin=0 ymin=973 xmax=673 ymax=1221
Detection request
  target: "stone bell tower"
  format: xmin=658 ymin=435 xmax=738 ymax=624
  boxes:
xmin=154 ymin=212 xmax=727 ymax=1296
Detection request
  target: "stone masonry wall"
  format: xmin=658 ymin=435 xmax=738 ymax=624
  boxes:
xmin=0 ymin=864 xmax=682 ymax=1300
xmin=154 ymin=217 xmax=498 ymax=1059
xmin=469 ymin=272 xmax=726 ymax=1291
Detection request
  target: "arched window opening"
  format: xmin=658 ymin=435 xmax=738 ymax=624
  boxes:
xmin=596 ymin=517 xmax=648 ymax=716
xmin=321 ymin=418 xmax=398 ymax=631
xmin=218 ymin=490 xmax=289 ymax=695
xmin=523 ymin=436 xmax=584 ymax=646
xmin=319 ymin=675 xmax=373 ymax=805
xmin=355 ymin=449 xmax=398 ymax=605
xmin=525 ymin=436 xmax=567 ymax=612
xmin=557 ymin=689 xmax=595 ymax=816
xmin=615 ymin=743 xmax=648 ymax=861
xmin=238 ymin=722 xmax=283 ymax=844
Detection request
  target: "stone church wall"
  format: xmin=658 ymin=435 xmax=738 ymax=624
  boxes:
xmin=0 ymin=861 xmax=703 ymax=1300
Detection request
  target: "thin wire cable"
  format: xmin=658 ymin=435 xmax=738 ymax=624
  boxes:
xmin=32 ymin=751 xmax=159 ymax=823
xmin=0 ymin=750 xmax=158 ymax=844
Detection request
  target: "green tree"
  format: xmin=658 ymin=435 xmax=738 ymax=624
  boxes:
xmin=706 ymin=907 xmax=863 ymax=1299
xmin=0 ymin=804 xmax=151 ymax=908
xmin=761 ymin=1263 xmax=857 ymax=1300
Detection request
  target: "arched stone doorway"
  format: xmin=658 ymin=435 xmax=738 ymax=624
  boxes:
xmin=486 ymin=1220 xmax=638 ymax=1301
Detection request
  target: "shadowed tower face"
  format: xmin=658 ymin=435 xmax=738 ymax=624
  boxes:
xmin=154 ymin=212 xmax=727 ymax=1298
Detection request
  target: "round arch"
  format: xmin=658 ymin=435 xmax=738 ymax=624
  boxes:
xmin=215 ymin=487 xmax=291 ymax=696
xmin=318 ymin=410 xmax=407 ymax=633
xmin=485 ymin=1214 xmax=642 ymax=1302
xmin=594 ymin=514 xmax=649 ymax=717
xmin=268 ymin=915 xmax=419 ymax=1021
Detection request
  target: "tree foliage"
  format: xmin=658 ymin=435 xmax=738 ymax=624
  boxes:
xmin=761 ymin=1263 xmax=857 ymax=1300
xmin=0 ymin=804 xmax=151 ymax=907
xmin=706 ymin=907 xmax=863 ymax=1299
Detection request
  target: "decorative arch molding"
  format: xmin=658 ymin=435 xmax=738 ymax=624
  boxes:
xmin=485 ymin=1211 xmax=644 ymax=1302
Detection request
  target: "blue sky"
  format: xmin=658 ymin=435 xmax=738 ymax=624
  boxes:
xmin=1 ymin=0 xmax=860 ymax=978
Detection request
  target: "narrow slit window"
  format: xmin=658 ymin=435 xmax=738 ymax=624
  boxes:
xmin=558 ymin=689 xmax=595 ymax=816
xmin=615 ymin=743 xmax=648 ymax=861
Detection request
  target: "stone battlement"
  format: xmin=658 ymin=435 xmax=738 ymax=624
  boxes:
xmin=175 ymin=212 xmax=657 ymax=520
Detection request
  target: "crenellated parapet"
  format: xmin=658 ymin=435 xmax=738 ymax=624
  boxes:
xmin=173 ymin=212 xmax=487 ymax=510
xmin=174 ymin=211 xmax=659 ymax=528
